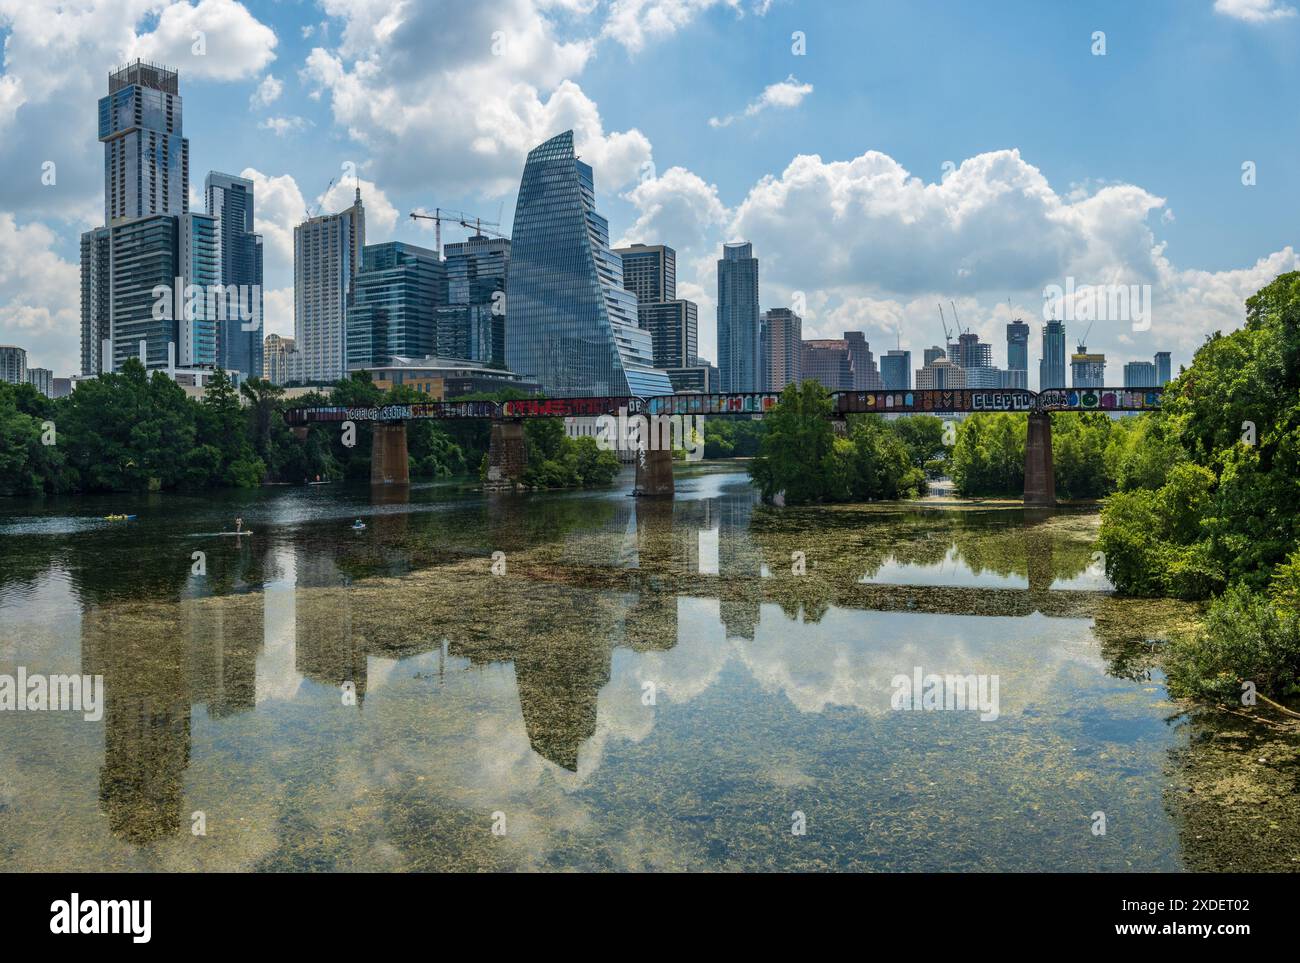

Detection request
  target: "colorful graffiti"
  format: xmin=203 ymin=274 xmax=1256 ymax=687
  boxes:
xmin=1036 ymin=389 xmax=1163 ymax=411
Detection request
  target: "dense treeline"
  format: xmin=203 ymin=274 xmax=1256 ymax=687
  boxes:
xmin=0 ymin=362 xmax=615 ymax=495
xmin=748 ymin=380 xmax=927 ymax=504
xmin=1098 ymin=272 xmax=1300 ymax=705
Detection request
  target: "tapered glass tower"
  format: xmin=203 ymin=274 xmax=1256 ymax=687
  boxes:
xmin=505 ymin=131 xmax=671 ymax=397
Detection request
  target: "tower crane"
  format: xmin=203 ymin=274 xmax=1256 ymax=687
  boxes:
xmin=937 ymin=303 xmax=954 ymax=356
xmin=305 ymin=176 xmax=335 ymax=220
xmin=457 ymin=215 xmax=508 ymax=240
xmin=408 ymin=208 xmax=460 ymax=258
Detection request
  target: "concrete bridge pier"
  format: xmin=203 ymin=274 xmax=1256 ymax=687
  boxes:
xmin=371 ymin=422 xmax=410 ymax=486
xmin=633 ymin=445 xmax=675 ymax=497
xmin=1023 ymin=411 xmax=1056 ymax=507
xmin=485 ymin=420 xmax=528 ymax=490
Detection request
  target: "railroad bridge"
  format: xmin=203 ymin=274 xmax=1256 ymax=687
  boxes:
xmin=284 ymin=386 xmax=1164 ymax=507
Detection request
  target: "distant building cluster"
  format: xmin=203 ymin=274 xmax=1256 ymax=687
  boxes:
xmin=53 ymin=65 xmax=1179 ymax=403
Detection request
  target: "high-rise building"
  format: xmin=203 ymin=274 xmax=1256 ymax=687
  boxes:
xmin=616 ymin=243 xmax=675 ymax=302
xmin=760 ymin=308 xmax=802 ymax=391
xmin=1071 ymin=343 xmax=1106 ymax=388
xmin=616 ymin=242 xmax=698 ymax=376
xmin=0 ymin=345 xmax=27 ymax=385
xmin=505 ymin=131 xmax=670 ymax=396
xmin=27 ymin=367 xmax=54 ymax=398
xmin=205 ymin=172 xmax=264 ymax=380
xmin=1154 ymin=351 xmax=1172 ymax=387
xmin=294 ymin=188 xmax=365 ymax=384
xmin=915 ymin=356 xmax=966 ymax=390
xmin=107 ymin=214 xmax=178 ymax=371
xmin=99 ymin=61 xmax=188 ymax=225
xmin=1006 ymin=320 xmax=1029 ymax=389
xmin=437 ymin=233 xmax=509 ymax=364
xmin=1123 ymin=360 xmax=1157 ymax=388
xmin=881 ymin=349 xmax=911 ymax=391
xmin=717 ymin=241 xmax=760 ymax=392
xmin=346 ymin=241 xmax=444 ymax=370
xmin=923 ymin=345 xmax=946 ymax=367
xmin=176 ymin=212 xmax=219 ymax=368
xmin=800 ymin=335 xmax=881 ymax=390
xmin=79 ymin=226 xmax=111 ymax=376
xmin=1040 ymin=319 xmax=1067 ymax=389
xmin=263 ymin=334 xmax=296 ymax=385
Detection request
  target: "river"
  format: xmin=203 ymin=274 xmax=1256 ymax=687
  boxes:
xmin=1 ymin=463 xmax=1296 ymax=871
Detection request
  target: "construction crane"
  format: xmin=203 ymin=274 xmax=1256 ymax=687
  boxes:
xmin=937 ymin=303 xmax=954 ymax=356
xmin=457 ymin=215 xmax=507 ymax=240
xmin=408 ymin=208 xmax=461 ymax=258
xmin=305 ymin=176 xmax=335 ymax=220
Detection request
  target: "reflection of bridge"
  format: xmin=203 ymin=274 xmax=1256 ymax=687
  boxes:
xmin=284 ymin=387 xmax=1163 ymax=506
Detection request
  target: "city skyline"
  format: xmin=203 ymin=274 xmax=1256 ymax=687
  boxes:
xmin=0 ymin=2 xmax=1293 ymax=384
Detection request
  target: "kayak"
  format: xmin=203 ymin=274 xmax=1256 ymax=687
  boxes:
xmin=104 ymin=514 xmax=137 ymax=522
xmin=351 ymin=523 xmax=366 ymax=531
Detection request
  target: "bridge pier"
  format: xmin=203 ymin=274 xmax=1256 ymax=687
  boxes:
xmin=371 ymin=422 xmax=410 ymax=486
xmin=485 ymin=420 xmax=528 ymax=490
xmin=633 ymin=445 xmax=675 ymax=497
xmin=1023 ymin=411 xmax=1056 ymax=507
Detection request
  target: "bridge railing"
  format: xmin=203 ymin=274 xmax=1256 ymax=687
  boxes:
xmin=283 ymin=386 xmax=1164 ymax=424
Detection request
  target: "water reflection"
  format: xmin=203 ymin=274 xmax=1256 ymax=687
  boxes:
xmin=1 ymin=468 xmax=1294 ymax=870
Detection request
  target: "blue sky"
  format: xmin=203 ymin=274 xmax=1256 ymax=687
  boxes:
xmin=1 ymin=0 xmax=1297 ymax=383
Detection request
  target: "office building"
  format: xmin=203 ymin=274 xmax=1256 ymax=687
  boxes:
xmin=915 ymin=356 xmax=966 ymax=390
xmin=843 ymin=332 xmax=883 ymax=390
xmin=616 ymin=243 xmax=675 ymax=303
xmin=923 ymin=345 xmax=946 ymax=367
xmin=1006 ymin=320 xmax=1029 ymax=389
xmin=80 ymin=227 xmax=111 ymax=376
xmin=0 ymin=345 xmax=27 ymax=385
xmin=760 ymin=307 xmax=802 ymax=391
xmin=264 ymin=334 xmax=296 ymax=385
xmin=99 ymin=61 xmax=188 ymax=225
xmin=1071 ymin=343 xmax=1106 ymax=388
xmin=205 ymin=172 xmax=264 ymax=379
xmin=1040 ymin=319 xmax=1067 ymax=389
xmin=881 ymin=349 xmax=911 ymax=391
xmin=616 ymin=242 xmax=699 ymax=373
xmin=717 ymin=241 xmax=760 ymax=392
xmin=294 ymin=188 xmax=365 ymax=384
xmin=1123 ymin=360 xmax=1157 ymax=388
xmin=437 ymin=233 xmax=509 ymax=365
xmin=505 ymin=131 xmax=670 ymax=396
xmin=345 ymin=241 xmax=444 ymax=370
xmin=27 ymin=367 xmax=54 ymax=398
xmin=1155 ymin=351 xmax=1172 ymax=387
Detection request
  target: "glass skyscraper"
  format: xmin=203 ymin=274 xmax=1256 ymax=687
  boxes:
xmin=99 ymin=61 xmax=188 ymax=225
xmin=205 ymin=172 xmax=264 ymax=380
xmin=506 ymin=131 xmax=671 ymax=397
xmin=1040 ymin=319 xmax=1067 ymax=389
xmin=1155 ymin=351 xmax=1172 ymax=386
xmin=438 ymin=234 xmax=510 ymax=364
xmin=1006 ymin=320 xmax=1029 ymax=389
xmin=717 ymin=241 xmax=760 ymax=392
xmin=881 ymin=349 xmax=911 ymax=390
xmin=346 ymin=241 xmax=444 ymax=369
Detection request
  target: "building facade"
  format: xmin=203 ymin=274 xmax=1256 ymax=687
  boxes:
xmin=881 ymin=349 xmax=911 ymax=391
xmin=294 ymin=188 xmax=365 ymax=384
xmin=1040 ymin=319 xmax=1067 ymax=389
xmin=717 ymin=241 xmax=760 ymax=393
xmin=263 ymin=334 xmax=296 ymax=385
xmin=1071 ymin=345 xmax=1106 ymax=388
xmin=345 ymin=241 xmax=444 ymax=370
xmin=1123 ymin=360 xmax=1157 ymax=388
xmin=505 ymin=131 xmax=670 ymax=397
xmin=438 ymin=234 xmax=509 ymax=365
xmin=79 ymin=226 xmax=112 ymax=376
xmin=616 ymin=243 xmax=675 ymax=302
xmin=1006 ymin=320 xmax=1029 ymax=389
xmin=760 ymin=308 xmax=802 ymax=391
xmin=205 ymin=172 xmax=264 ymax=380
xmin=0 ymin=345 xmax=27 ymax=385
xmin=1155 ymin=351 xmax=1172 ymax=386
xmin=27 ymin=367 xmax=54 ymax=398
xmin=99 ymin=61 xmax=188 ymax=226
xmin=915 ymin=356 xmax=966 ymax=390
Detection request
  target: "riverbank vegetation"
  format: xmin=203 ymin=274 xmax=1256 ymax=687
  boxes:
xmin=0 ymin=363 xmax=491 ymax=495
xmin=748 ymin=380 xmax=927 ymax=504
xmin=1098 ymin=272 xmax=1300 ymax=707
xmin=477 ymin=417 xmax=621 ymax=490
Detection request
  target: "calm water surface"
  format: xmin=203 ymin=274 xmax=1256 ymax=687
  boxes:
xmin=0 ymin=464 xmax=1292 ymax=871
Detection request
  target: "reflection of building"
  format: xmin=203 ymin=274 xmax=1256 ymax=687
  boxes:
xmin=1071 ymin=344 xmax=1106 ymax=388
xmin=506 ymin=131 xmax=670 ymax=396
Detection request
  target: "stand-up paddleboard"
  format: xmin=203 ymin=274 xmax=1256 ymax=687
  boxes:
xmin=104 ymin=514 xmax=137 ymax=521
